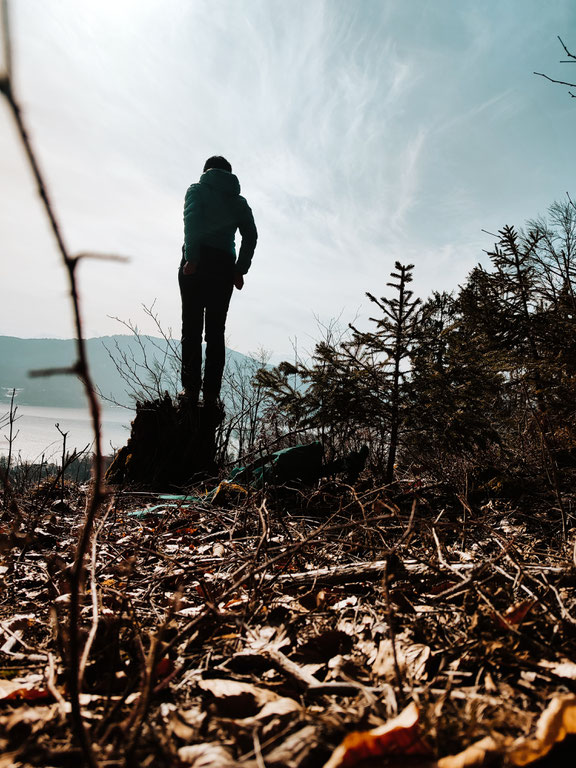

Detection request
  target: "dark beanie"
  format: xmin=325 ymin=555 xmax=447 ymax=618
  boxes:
xmin=203 ymin=156 xmax=232 ymax=173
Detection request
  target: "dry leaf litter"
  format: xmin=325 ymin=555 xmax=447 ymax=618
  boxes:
xmin=1 ymin=481 xmax=576 ymax=767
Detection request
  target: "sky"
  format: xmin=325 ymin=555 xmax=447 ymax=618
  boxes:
xmin=1 ymin=0 xmax=575 ymax=362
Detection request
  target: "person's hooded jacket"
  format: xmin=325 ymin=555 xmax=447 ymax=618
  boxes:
xmin=183 ymin=168 xmax=257 ymax=275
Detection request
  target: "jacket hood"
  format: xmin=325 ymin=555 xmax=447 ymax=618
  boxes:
xmin=200 ymin=168 xmax=241 ymax=196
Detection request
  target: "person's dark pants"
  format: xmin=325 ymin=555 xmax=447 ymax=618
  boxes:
xmin=179 ymin=246 xmax=234 ymax=403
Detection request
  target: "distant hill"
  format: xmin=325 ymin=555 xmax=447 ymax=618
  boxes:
xmin=0 ymin=336 xmax=261 ymax=408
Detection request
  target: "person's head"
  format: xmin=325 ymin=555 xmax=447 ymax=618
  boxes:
xmin=203 ymin=156 xmax=232 ymax=173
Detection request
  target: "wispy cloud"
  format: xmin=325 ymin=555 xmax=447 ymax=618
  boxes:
xmin=1 ymin=0 xmax=574 ymax=357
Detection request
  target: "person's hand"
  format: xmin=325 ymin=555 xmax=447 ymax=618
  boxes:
xmin=234 ymin=272 xmax=244 ymax=290
xmin=183 ymin=261 xmax=197 ymax=276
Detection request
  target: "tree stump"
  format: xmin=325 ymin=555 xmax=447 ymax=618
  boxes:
xmin=105 ymin=393 xmax=221 ymax=489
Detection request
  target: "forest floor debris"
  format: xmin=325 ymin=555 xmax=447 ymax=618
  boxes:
xmin=1 ymin=481 xmax=576 ymax=767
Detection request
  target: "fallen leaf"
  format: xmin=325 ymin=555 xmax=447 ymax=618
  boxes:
xmin=0 ymin=751 xmax=20 ymax=768
xmin=322 ymin=702 xmax=432 ymax=768
xmin=263 ymin=725 xmax=321 ymax=768
xmin=330 ymin=595 xmax=359 ymax=611
xmin=233 ymin=695 xmax=300 ymax=727
xmin=493 ymin=600 xmax=536 ymax=630
xmin=0 ymin=614 xmax=35 ymax=654
xmin=296 ymin=630 xmax=353 ymax=663
xmin=437 ymin=735 xmax=504 ymax=767
xmin=178 ymin=742 xmax=236 ymax=767
xmin=170 ymin=707 xmax=206 ymax=741
xmin=372 ymin=634 xmax=430 ymax=682
xmin=3 ymin=687 xmax=53 ymax=703
xmin=0 ymin=704 xmax=60 ymax=741
xmin=509 ymin=694 xmax=576 ymax=766
xmin=0 ymin=678 xmax=53 ymax=704
xmin=198 ymin=678 xmax=293 ymax=719
xmin=154 ymin=657 xmax=175 ymax=681
xmin=539 ymin=659 xmax=576 ymax=681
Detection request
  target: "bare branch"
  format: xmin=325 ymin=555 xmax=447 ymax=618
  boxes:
xmin=534 ymin=37 xmax=576 ymax=97
xmin=0 ymin=0 xmax=12 ymax=87
xmin=534 ymin=71 xmax=576 ymax=89
xmin=74 ymin=251 xmax=130 ymax=263
xmin=558 ymin=35 xmax=576 ymax=62
xmin=29 ymin=365 xmax=80 ymax=378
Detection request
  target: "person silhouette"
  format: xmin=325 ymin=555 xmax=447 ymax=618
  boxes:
xmin=179 ymin=156 xmax=257 ymax=406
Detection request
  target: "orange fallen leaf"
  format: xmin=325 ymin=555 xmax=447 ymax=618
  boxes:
xmin=493 ymin=599 xmax=536 ymax=630
xmin=222 ymin=596 xmax=246 ymax=609
xmin=322 ymin=702 xmax=432 ymax=768
xmin=2 ymin=687 xmax=53 ymax=703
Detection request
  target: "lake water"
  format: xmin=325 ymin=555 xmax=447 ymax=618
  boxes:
xmin=0 ymin=405 xmax=133 ymax=461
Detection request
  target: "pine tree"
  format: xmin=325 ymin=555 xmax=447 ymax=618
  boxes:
xmin=459 ymin=225 xmax=546 ymax=416
xmin=406 ymin=291 xmax=503 ymax=475
xmin=352 ymin=262 xmax=420 ymax=482
xmin=255 ymin=327 xmax=386 ymax=460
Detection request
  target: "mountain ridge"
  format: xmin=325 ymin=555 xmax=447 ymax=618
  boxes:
xmin=0 ymin=335 xmax=259 ymax=408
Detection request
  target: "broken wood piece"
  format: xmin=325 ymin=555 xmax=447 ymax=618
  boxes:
xmin=263 ymin=648 xmax=375 ymax=697
xmin=268 ymin=559 xmax=391 ymax=586
xmin=263 ymin=647 xmax=320 ymax=689
xmin=265 ymin=559 xmax=564 ymax=588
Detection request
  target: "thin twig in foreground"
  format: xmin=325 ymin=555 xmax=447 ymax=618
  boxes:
xmin=0 ymin=3 xmax=109 ymax=765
